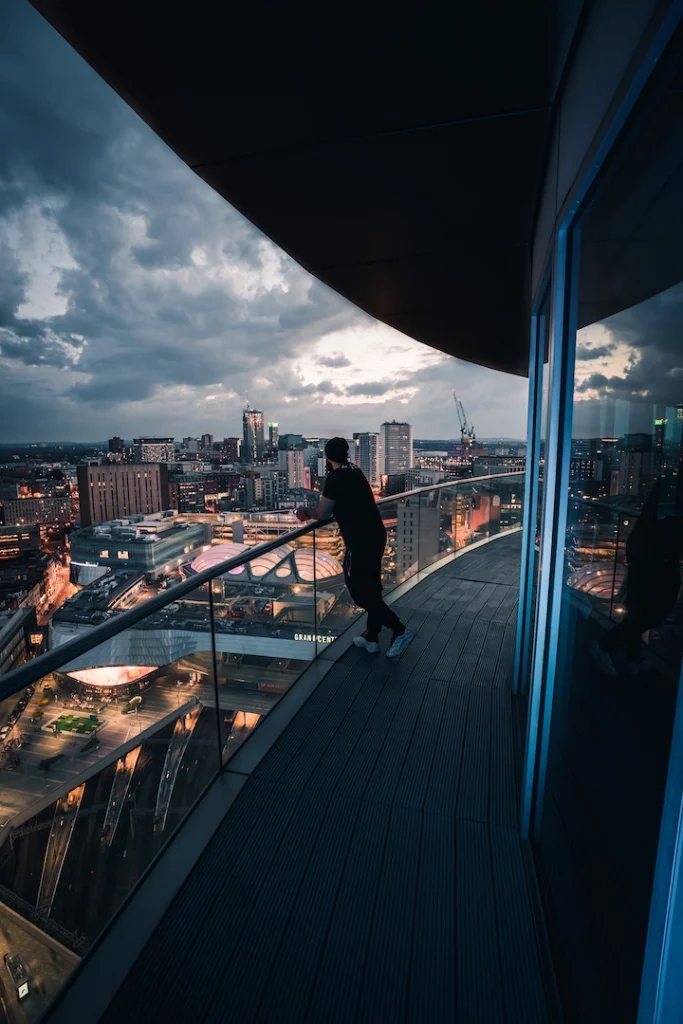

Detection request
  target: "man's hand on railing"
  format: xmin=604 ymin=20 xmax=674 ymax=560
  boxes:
xmin=296 ymin=497 xmax=335 ymax=522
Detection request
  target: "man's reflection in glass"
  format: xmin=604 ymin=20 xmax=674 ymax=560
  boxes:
xmin=591 ymin=476 xmax=683 ymax=675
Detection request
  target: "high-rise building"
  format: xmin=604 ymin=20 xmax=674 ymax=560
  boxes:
xmin=278 ymin=433 xmax=304 ymax=451
xmin=268 ymin=422 xmax=279 ymax=450
xmin=278 ymin=449 xmax=306 ymax=491
xmin=471 ymin=492 xmax=501 ymax=534
xmin=133 ymin=438 xmax=175 ymax=464
xmin=77 ymin=464 xmax=170 ymax=526
xmin=353 ymin=432 xmax=381 ymax=487
xmin=380 ymin=421 xmax=413 ymax=477
xmin=396 ymin=503 xmax=439 ymax=581
xmin=243 ymin=408 xmax=265 ymax=461
xmin=108 ymin=436 xmax=125 ymax=454
xmin=221 ymin=437 xmax=241 ymax=463
xmin=201 ymin=434 xmax=214 ymax=450
xmin=168 ymin=474 xmax=206 ymax=513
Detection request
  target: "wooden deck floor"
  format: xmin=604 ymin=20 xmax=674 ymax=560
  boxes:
xmin=98 ymin=533 xmax=551 ymax=1023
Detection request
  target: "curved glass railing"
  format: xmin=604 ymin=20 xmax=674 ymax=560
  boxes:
xmin=0 ymin=471 xmax=524 ymax=1013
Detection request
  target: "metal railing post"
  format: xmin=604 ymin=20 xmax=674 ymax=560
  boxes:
xmin=610 ymin=513 xmax=622 ymax=622
xmin=207 ymin=584 xmax=223 ymax=771
xmin=313 ymin=528 xmax=318 ymax=660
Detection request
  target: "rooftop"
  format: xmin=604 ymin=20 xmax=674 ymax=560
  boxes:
xmin=53 ymin=569 xmax=143 ymax=625
xmin=73 ymin=513 xmax=206 ymax=547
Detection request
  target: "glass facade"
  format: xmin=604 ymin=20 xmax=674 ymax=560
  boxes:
xmin=523 ymin=23 xmax=683 ymax=1024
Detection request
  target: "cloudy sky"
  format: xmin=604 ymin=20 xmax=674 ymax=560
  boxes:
xmin=0 ymin=0 xmax=530 ymax=444
xmin=573 ymin=281 xmax=683 ymax=438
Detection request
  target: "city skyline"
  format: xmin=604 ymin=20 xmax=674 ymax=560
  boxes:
xmin=0 ymin=0 xmax=528 ymax=444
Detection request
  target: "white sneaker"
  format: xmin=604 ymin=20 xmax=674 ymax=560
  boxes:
xmin=386 ymin=630 xmax=414 ymax=659
xmin=353 ymin=635 xmax=380 ymax=654
xmin=590 ymin=640 xmax=617 ymax=677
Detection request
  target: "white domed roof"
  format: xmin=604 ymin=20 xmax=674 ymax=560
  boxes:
xmin=294 ymin=548 xmax=342 ymax=581
xmin=191 ymin=543 xmax=249 ymax=575
xmin=190 ymin=541 xmax=342 ymax=582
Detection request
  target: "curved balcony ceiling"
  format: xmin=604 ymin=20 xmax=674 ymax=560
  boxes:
xmin=31 ymin=1 xmax=556 ymax=375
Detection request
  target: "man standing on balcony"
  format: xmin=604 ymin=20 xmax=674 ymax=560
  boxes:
xmin=296 ymin=437 xmax=413 ymax=657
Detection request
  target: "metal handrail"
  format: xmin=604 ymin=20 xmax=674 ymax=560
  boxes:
xmin=0 ymin=471 xmax=523 ymax=697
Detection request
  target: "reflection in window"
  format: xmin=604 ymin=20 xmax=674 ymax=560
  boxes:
xmin=537 ymin=46 xmax=683 ymax=1024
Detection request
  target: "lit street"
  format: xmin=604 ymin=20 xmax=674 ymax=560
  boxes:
xmin=0 ymin=905 xmax=76 ymax=1024
xmin=37 ymin=567 xmax=77 ymax=627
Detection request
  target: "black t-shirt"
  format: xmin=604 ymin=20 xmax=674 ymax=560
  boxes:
xmin=323 ymin=463 xmax=385 ymax=550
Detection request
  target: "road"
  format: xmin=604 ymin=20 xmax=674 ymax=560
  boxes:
xmin=0 ymin=682 xmax=184 ymax=835
xmin=36 ymin=786 xmax=85 ymax=916
xmin=0 ymin=905 xmax=76 ymax=1024
xmin=37 ymin=567 xmax=77 ymax=628
xmin=0 ymin=649 xmax=310 ymax=835
xmin=153 ymin=707 xmax=199 ymax=832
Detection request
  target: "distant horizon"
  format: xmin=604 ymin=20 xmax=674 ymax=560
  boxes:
xmin=0 ymin=436 xmax=528 ymax=448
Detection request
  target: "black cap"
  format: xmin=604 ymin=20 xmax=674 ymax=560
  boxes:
xmin=324 ymin=437 xmax=349 ymax=463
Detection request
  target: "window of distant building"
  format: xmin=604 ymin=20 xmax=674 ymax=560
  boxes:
xmin=99 ymin=549 xmax=109 ymax=558
xmin=117 ymin=550 xmax=129 ymax=559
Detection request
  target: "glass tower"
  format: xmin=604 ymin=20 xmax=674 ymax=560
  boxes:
xmin=242 ymin=408 xmax=265 ymax=461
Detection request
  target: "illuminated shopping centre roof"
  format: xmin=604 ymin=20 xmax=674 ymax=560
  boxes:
xmin=189 ymin=543 xmax=342 ymax=583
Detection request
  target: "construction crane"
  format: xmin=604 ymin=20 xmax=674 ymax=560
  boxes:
xmin=453 ymin=391 xmax=476 ymax=446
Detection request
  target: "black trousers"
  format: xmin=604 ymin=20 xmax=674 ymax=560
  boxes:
xmin=600 ymin=578 xmax=679 ymax=663
xmin=600 ymin=612 xmax=649 ymax=663
xmin=344 ymin=536 xmax=403 ymax=640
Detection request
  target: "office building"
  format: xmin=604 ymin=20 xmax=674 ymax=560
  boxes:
xmin=219 ymin=437 xmax=241 ymax=463
xmin=380 ymin=421 xmax=413 ymax=477
xmin=132 ymin=438 xmax=175 ymax=464
xmin=2 ymin=497 xmax=72 ymax=526
xmin=471 ymin=491 xmax=500 ymax=534
xmin=0 ymin=606 xmax=40 ymax=677
xmin=0 ymin=551 xmax=56 ymax=612
xmin=242 ymin=408 xmax=265 ymax=462
xmin=108 ymin=436 xmax=125 ymax=454
xmin=278 ymin=449 xmax=306 ymax=491
xmin=77 ymin=463 xmax=170 ymax=526
xmin=278 ymin=433 xmax=304 ymax=451
xmin=268 ymin=422 xmax=279 ymax=450
xmin=69 ymin=511 xmax=211 ymax=583
xmin=0 ymin=525 xmax=41 ymax=560
xmin=200 ymin=434 xmax=214 ymax=450
xmin=168 ymin=474 xmax=206 ymax=513
xmin=353 ymin=432 xmax=381 ymax=487
xmin=395 ymin=503 xmax=439 ymax=582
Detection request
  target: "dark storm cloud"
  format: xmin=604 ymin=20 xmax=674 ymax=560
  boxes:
xmin=317 ymin=353 xmax=352 ymax=368
xmin=579 ymin=282 xmax=683 ymax=409
xmin=287 ymin=380 xmax=342 ymax=398
xmin=576 ymin=343 xmax=616 ymax=361
xmin=575 ymin=371 xmax=648 ymax=397
xmin=0 ymin=0 xmax=366 ymax=437
xmin=345 ymin=380 xmax=399 ymax=397
xmin=572 ymin=281 xmax=683 ymax=437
